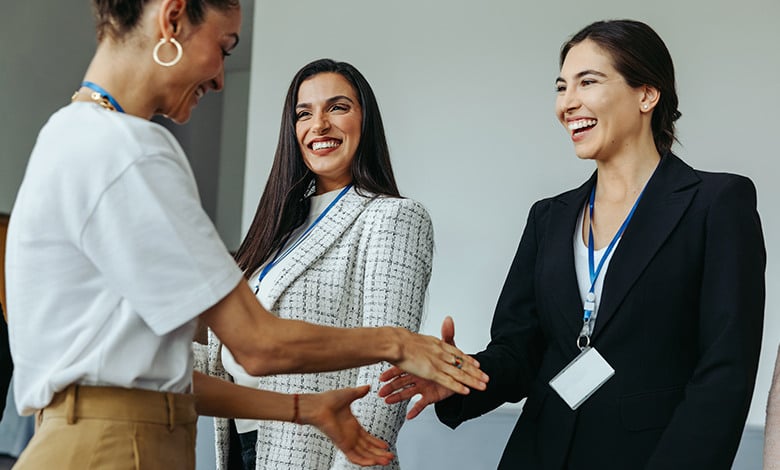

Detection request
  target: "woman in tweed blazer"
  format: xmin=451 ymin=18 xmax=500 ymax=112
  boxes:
xmin=203 ymin=59 xmax=434 ymax=470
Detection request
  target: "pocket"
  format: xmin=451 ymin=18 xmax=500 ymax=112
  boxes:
xmin=620 ymin=386 xmax=684 ymax=432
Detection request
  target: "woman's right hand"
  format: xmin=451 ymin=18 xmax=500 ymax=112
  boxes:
xmin=379 ymin=316 xmax=467 ymax=419
xmin=299 ymin=385 xmax=395 ymax=467
xmin=378 ymin=366 xmax=455 ymax=419
xmin=389 ymin=316 xmax=487 ymax=397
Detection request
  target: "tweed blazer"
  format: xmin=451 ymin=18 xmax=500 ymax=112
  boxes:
xmin=436 ymin=153 xmax=766 ymax=469
xmin=195 ymin=188 xmax=434 ymax=470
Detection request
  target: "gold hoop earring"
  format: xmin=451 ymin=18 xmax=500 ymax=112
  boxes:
xmin=153 ymin=38 xmax=183 ymax=67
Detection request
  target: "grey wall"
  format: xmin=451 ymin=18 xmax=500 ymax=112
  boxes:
xmin=217 ymin=70 xmax=250 ymax=251
xmin=245 ymin=0 xmax=780 ymax=430
xmin=0 ymin=3 xmax=94 ymax=213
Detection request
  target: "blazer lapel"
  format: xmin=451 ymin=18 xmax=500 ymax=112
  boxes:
xmin=545 ymin=175 xmax=596 ymax=344
xmin=263 ymin=188 xmax=375 ymax=309
xmin=591 ymin=154 xmax=700 ymax=338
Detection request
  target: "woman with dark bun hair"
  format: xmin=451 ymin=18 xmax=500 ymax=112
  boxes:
xmin=4 ymin=1 xmax=487 ymax=468
xmin=380 ymin=19 xmax=765 ymax=469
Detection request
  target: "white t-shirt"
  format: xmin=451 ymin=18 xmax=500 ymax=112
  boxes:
xmin=5 ymin=102 xmax=242 ymax=415
xmin=222 ymin=188 xmax=342 ymax=433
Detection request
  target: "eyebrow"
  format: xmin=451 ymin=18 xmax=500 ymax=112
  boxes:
xmin=555 ymin=69 xmax=608 ymax=83
xmin=296 ymin=95 xmax=355 ymax=109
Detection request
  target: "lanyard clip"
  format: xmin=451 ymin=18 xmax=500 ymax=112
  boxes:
xmin=577 ymin=320 xmax=592 ymax=350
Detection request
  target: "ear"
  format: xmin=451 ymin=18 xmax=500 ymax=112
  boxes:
xmin=640 ymin=85 xmax=660 ymax=113
xmin=157 ymin=0 xmax=187 ymax=39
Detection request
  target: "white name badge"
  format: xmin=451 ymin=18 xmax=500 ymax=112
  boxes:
xmin=549 ymin=346 xmax=614 ymax=410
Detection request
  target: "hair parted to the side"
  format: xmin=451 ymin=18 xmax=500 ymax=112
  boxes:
xmin=234 ymin=58 xmax=401 ymax=279
xmin=560 ymin=19 xmax=682 ymax=155
xmin=91 ymin=0 xmax=240 ymax=41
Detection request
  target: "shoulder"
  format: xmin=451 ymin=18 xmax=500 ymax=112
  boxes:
xmin=657 ymin=153 xmax=757 ymax=202
xmin=362 ymin=196 xmax=433 ymax=227
xmin=692 ymin=168 xmax=756 ymax=195
xmin=36 ymin=104 xmax=186 ymax=184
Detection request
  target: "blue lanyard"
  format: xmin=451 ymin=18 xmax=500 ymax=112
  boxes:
xmin=256 ymin=184 xmax=353 ymax=288
xmin=81 ymin=81 xmax=125 ymax=113
xmin=578 ymin=184 xmax=645 ymax=346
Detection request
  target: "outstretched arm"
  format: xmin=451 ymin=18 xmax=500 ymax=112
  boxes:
xmin=192 ymin=372 xmax=394 ymax=467
xmin=201 ymin=281 xmax=488 ymax=396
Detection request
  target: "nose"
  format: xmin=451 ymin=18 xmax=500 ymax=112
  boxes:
xmin=310 ymin=110 xmax=330 ymax=134
xmin=212 ymin=68 xmax=226 ymax=92
xmin=558 ymin=87 xmax=580 ymax=116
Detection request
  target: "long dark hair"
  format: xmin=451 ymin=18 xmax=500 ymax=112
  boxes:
xmin=234 ymin=59 xmax=400 ymax=278
xmin=92 ymin=0 xmax=240 ymax=41
xmin=560 ymin=19 xmax=682 ymax=155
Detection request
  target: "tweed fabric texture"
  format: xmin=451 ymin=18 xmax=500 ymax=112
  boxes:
xmin=197 ymin=190 xmax=434 ymax=469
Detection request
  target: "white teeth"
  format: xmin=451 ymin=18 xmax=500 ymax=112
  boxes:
xmin=312 ymin=140 xmax=340 ymax=150
xmin=568 ymin=119 xmax=597 ymax=131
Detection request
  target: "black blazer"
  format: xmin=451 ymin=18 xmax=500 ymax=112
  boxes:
xmin=1 ymin=302 xmax=11 ymax=418
xmin=436 ymin=154 xmax=766 ymax=469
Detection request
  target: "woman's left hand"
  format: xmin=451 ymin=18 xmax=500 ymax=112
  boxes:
xmin=299 ymin=385 xmax=395 ymax=466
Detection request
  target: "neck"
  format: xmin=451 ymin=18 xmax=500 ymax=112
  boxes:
xmin=77 ymin=41 xmax=158 ymax=120
xmin=595 ymin=148 xmax=661 ymax=203
xmin=314 ymin=177 xmax=352 ymax=195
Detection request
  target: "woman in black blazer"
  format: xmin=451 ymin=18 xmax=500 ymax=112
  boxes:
xmin=380 ymin=19 xmax=766 ymax=469
xmin=1 ymin=302 xmax=10 ymax=418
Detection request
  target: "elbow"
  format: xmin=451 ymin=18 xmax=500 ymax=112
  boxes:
xmin=231 ymin=341 xmax=289 ymax=377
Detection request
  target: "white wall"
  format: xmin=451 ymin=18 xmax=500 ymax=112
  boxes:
xmin=245 ymin=0 xmax=780 ymax=428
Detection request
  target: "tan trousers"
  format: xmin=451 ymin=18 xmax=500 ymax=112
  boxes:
xmin=13 ymin=384 xmax=197 ymax=470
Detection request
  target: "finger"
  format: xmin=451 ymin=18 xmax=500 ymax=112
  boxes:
xmin=346 ymin=447 xmax=390 ymax=467
xmin=447 ymin=360 xmax=489 ymax=392
xmin=406 ymin=397 xmax=430 ymax=420
xmin=359 ymin=431 xmax=392 ymax=455
xmin=441 ymin=345 xmax=486 ymax=382
xmin=441 ymin=315 xmax=456 ymax=345
xmin=355 ymin=433 xmax=393 ymax=464
xmin=377 ymin=374 xmax=415 ymax=397
xmin=350 ymin=384 xmax=370 ymax=400
xmin=379 ymin=365 xmax=405 ymax=383
xmin=430 ymin=353 xmax=490 ymax=395
xmin=441 ymin=342 xmax=481 ymax=368
xmin=382 ymin=386 xmax=420 ymax=404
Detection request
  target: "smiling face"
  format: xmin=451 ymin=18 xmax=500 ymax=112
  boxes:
xmin=160 ymin=6 xmax=241 ymax=123
xmin=295 ymin=72 xmax=363 ymax=193
xmin=555 ymin=39 xmax=648 ymax=162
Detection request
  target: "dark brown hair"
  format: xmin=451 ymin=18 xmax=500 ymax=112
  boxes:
xmin=92 ymin=0 xmax=240 ymax=41
xmin=560 ymin=19 xmax=682 ymax=155
xmin=234 ymin=59 xmax=400 ymax=279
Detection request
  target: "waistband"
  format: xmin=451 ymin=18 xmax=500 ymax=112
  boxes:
xmin=42 ymin=384 xmax=197 ymax=430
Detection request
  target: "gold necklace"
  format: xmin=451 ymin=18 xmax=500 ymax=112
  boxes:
xmin=71 ymin=89 xmax=119 ymax=112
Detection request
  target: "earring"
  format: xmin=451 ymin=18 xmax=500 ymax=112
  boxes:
xmin=153 ymin=37 xmax=183 ymax=67
xmin=303 ymin=179 xmax=316 ymax=198
xmin=643 ymin=104 xmax=649 ymax=110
